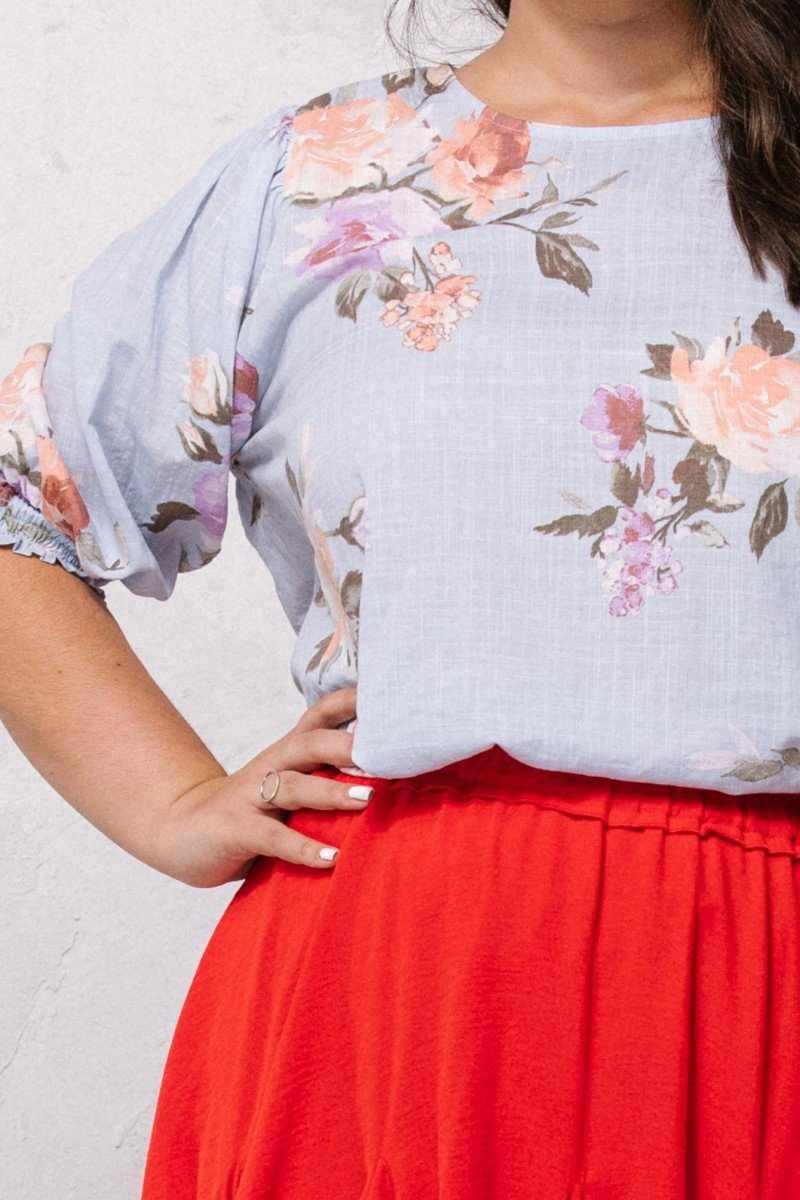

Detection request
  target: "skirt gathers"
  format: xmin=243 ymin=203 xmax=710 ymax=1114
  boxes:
xmin=138 ymin=746 xmax=800 ymax=1200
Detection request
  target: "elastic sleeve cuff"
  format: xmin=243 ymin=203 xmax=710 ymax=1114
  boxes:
xmin=0 ymin=491 xmax=108 ymax=597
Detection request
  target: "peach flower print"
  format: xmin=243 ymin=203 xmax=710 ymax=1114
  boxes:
xmin=379 ymin=241 xmax=481 ymax=351
xmin=181 ymin=350 xmax=230 ymax=424
xmin=295 ymin=422 xmax=359 ymax=677
xmin=36 ymin=433 xmax=91 ymax=540
xmin=424 ymin=107 xmax=531 ymax=221
xmin=284 ymin=93 xmax=437 ymax=203
xmin=671 ymin=337 xmax=800 ymax=474
xmin=0 ymin=342 xmax=90 ymax=539
xmin=0 ymin=342 xmax=50 ymax=451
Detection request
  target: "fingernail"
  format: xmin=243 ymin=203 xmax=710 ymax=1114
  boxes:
xmin=348 ymin=785 xmax=374 ymax=802
xmin=319 ymin=846 xmax=338 ymax=862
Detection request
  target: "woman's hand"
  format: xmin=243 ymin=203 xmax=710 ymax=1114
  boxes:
xmin=154 ymin=687 xmax=371 ymax=888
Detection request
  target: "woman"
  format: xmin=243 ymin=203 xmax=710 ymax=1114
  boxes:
xmin=2 ymin=0 xmax=799 ymax=1195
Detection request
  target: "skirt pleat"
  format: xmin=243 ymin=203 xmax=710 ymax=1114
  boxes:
xmin=139 ymin=747 xmax=800 ymax=1200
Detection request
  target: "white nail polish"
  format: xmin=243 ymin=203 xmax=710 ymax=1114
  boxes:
xmin=348 ymin=785 xmax=374 ymax=801
xmin=319 ymin=846 xmax=338 ymax=861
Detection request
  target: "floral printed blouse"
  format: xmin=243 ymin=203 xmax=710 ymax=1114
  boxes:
xmin=3 ymin=62 xmax=800 ymax=794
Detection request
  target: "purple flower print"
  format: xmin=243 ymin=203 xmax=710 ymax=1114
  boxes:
xmin=288 ymin=188 xmax=446 ymax=282
xmin=193 ymin=468 xmax=228 ymax=540
xmin=231 ymin=353 xmax=259 ymax=456
xmin=580 ymin=384 xmax=646 ymax=463
xmin=597 ymin=505 xmax=683 ymax=617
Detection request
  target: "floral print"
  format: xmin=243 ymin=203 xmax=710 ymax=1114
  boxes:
xmin=7 ymin=60 xmax=800 ymax=794
xmin=0 ymin=341 xmax=261 ymax=579
xmin=534 ymin=309 xmax=800 ymax=615
xmin=580 ymin=384 xmax=648 ymax=463
xmin=284 ymin=92 xmax=437 ymax=203
xmin=285 ymin=422 xmax=367 ymax=681
xmin=283 ymin=64 xmax=627 ymax=349
xmin=670 ymin=330 xmax=800 ymax=475
xmin=378 ymin=242 xmax=480 ymax=351
xmin=422 ymin=105 xmax=534 ymax=220
xmin=0 ymin=342 xmax=94 ymax=545
xmin=687 ymin=726 xmax=800 ymax=785
xmin=595 ymin=501 xmax=684 ymax=617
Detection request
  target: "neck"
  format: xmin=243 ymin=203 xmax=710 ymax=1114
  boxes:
xmin=454 ymin=0 xmax=715 ymax=125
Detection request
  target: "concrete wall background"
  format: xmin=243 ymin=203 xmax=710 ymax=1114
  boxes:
xmin=0 ymin=2 xmax=489 ymax=1195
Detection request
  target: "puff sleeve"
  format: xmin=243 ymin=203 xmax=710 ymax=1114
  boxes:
xmin=0 ymin=105 xmax=292 ymax=600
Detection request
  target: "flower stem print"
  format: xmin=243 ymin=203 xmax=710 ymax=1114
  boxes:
xmin=282 ymin=65 xmax=628 ymax=349
xmin=166 ymin=350 xmax=261 ymax=571
xmin=285 ymin=422 xmax=367 ymax=681
xmin=687 ymin=725 xmax=800 ymax=785
xmin=533 ymin=309 xmax=800 ymax=616
xmin=376 ymin=241 xmax=481 ymax=351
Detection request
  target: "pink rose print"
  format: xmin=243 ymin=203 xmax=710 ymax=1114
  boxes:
xmin=281 ymin=66 xmax=627 ymax=341
xmin=423 ymin=107 xmax=532 ymax=221
xmin=580 ymin=384 xmax=647 ymax=463
xmin=671 ymin=336 xmax=800 ymax=475
xmin=284 ymin=93 xmax=437 ymax=203
xmin=535 ymin=310 xmax=800 ymax=615
xmin=0 ymin=343 xmax=91 ymax=541
xmin=181 ymin=351 xmax=229 ymax=424
xmin=37 ymin=433 xmax=92 ymax=542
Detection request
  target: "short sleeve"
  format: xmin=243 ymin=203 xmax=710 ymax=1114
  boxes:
xmin=0 ymin=104 xmax=292 ymax=600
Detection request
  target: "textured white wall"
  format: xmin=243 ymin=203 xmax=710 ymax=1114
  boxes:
xmin=0 ymin=2 xmax=486 ymax=1195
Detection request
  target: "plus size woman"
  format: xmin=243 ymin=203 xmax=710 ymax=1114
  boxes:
xmin=3 ymin=0 xmax=800 ymax=1196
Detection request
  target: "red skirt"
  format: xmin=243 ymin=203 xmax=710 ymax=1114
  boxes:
xmin=138 ymin=746 xmax=800 ymax=1200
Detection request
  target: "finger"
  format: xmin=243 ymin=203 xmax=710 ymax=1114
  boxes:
xmin=277 ymin=727 xmax=356 ymax=772
xmin=244 ymin=810 xmax=341 ymax=869
xmin=293 ymin=686 xmax=357 ymax=734
xmin=258 ymin=769 xmax=374 ymax=812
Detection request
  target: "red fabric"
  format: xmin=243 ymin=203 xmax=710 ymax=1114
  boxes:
xmin=139 ymin=746 xmax=800 ymax=1199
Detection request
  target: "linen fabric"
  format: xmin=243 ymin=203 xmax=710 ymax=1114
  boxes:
xmin=3 ymin=63 xmax=800 ymax=792
xmin=138 ymin=746 xmax=800 ymax=1199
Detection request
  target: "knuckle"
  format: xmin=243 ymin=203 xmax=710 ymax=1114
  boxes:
xmin=310 ymin=687 xmax=355 ymax=720
xmin=302 ymin=727 xmax=327 ymax=758
xmin=307 ymin=691 xmax=335 ymax=719
xmin=283 ymin=727 xmax=308 ymax=758
xmin=299 ymin=838 xmax=324 ymax=865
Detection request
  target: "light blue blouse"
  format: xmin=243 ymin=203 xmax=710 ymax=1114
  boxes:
xmin=3 ymin=62 xmax=800 ymax=794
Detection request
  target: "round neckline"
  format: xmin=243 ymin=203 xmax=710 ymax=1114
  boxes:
xmin=438 ymin=61 xmax=718 ymax=140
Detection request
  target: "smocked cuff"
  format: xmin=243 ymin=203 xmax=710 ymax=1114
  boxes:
xmin=0 ymin=491 xmax=107 ymax=596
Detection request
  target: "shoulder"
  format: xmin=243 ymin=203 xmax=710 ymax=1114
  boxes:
xmin=252 ymin=63 xmax=456 ymax=203
xmin=279 ymin=61 xmax=460 ymax=129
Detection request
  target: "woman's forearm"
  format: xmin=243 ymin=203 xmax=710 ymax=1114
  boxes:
xmin=0 ymin=548 xmax=227 ymax=874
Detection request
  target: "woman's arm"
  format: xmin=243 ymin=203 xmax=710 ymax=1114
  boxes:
xmin=0 ymin=546 xmax=229 ymax=875
xmin=0 ymin=550 xmax=366 ymax=886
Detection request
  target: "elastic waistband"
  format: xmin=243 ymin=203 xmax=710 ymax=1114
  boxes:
xmin=331 ymin=745 xmax=800 ymax=860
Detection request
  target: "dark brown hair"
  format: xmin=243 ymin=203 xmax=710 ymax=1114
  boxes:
xmin=386 ymin=0 xmax=800 ymax=307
